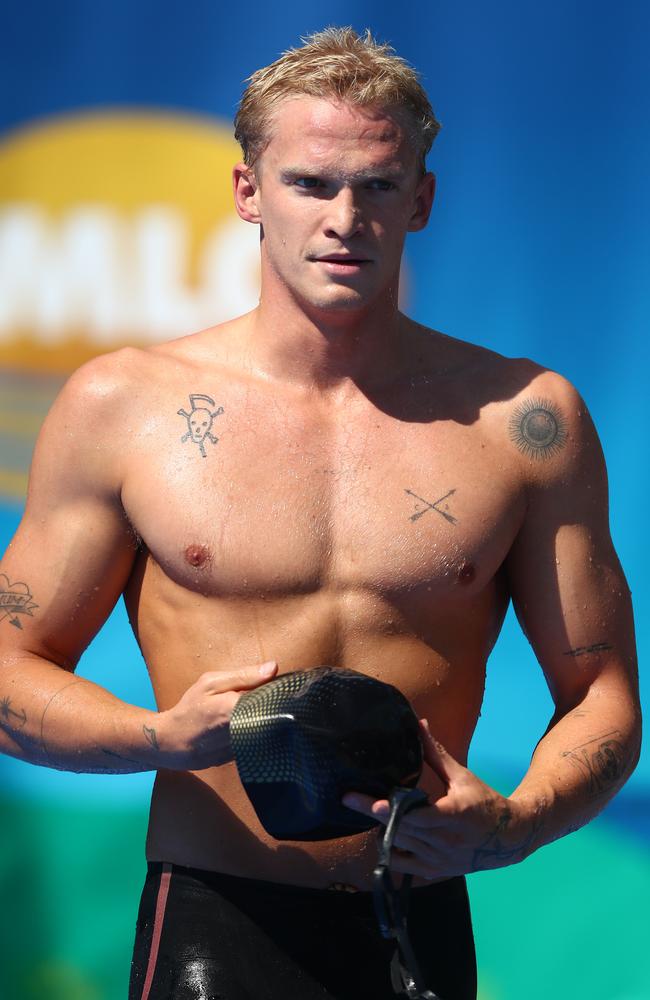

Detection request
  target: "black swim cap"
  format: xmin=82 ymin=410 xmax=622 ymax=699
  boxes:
xmin=230 ymin=666 xmax=423 ymax=841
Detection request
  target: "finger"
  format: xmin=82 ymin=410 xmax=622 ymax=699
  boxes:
xmin=394 ymin=803 xmax=450 ymax=831
xmin=201 ymin=662 xmax=278 ymax=693
xmin=343 ymin=792 xmax=450 ymax=832
xmin=389 ymin=849 xmax=440 ymax=881
xmin=342 ymin=793 xmax=390 ymax=824
xmin=419 ymin=719 xmax=466 ymax=785
xmin=391 ymin=827 xmax=439 ymax=858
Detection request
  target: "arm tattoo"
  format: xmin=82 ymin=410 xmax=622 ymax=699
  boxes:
xmin=143 ymin=724 xmax=159 ymax=750
xmin=0 ymin=573 xmax=38 ymax=628
xmin=471 ymin=808 xmax=543 ymax=871
xmin=564 ymin=642 xmax=613 ymax=657
xmin=0 ymin=696 xmax=27 ymax=730
xmin=508 ymin=397 xmax=567 ymax=460
xmin=560 ymin=731 xmax=628 ymax=798
xmin=405 ymin=488 xmax=458 ymax=525
xmin=178 ymin=394 xmax=224 ymax=457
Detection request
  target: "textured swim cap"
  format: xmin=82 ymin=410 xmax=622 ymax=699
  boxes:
xmin=230 ymin=666 xmax=423 ymax=841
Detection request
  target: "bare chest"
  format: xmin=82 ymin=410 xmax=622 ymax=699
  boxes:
xmin=121 ymin=393 xmax=523 ymax=603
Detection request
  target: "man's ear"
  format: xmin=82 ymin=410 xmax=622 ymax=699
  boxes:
xmin=233 ymin=163 xmax=261 ymax=223
xmin=407 ymin=171 xmax=436 ymax=233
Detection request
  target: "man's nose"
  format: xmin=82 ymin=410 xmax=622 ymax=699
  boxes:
xmin=323 ymin=190 xmax=363 ymax=240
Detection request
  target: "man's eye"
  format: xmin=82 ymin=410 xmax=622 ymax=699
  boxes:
xmin=367 ymin=179 xmax=396 ymax=191
xmin=294 ymin=178 xmax=321 ymax=189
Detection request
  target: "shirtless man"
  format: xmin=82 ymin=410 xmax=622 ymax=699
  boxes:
xmin=0 ymin=28 xmax=641 ymax=1000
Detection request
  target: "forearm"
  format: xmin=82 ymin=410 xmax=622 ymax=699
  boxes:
xmin=508 ymin=683 xmax=642 ymax=856
xmin=0 ymin=655 xmax=162 ymax=774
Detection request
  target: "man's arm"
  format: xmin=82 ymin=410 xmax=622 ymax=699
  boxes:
xmin=496 ymin=375 xmax=640 ymax=854
xmin=344 ymin=372 xmax=641 ymax=877
xmin=0 ymin=353 xmax=276 ymax=774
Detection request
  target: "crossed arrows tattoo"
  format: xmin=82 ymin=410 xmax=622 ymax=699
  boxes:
xmin=405 ymin=488 xmax=458 ymax=525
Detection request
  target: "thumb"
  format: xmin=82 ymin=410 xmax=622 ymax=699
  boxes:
xmin=203 ymin=661 xmax=278 ymax=694
xmin=419 ymin=718 xmax=466 ymax=787
xmin=231 ymin=660 xmax=278 ymax=690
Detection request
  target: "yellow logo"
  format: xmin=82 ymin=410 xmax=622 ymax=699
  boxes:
xmin=0 ymin=111 xmax=259 ymax=373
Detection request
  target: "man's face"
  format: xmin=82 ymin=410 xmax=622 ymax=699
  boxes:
xmin=235 ymin=97 xmax=434 ymax=317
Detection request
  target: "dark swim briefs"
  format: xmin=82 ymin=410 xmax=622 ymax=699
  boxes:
xmin=129 ymin=862 xmax=477 ymax=1000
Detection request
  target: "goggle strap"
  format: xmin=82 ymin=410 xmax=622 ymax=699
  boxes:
xmin=373 ymin=787 xmax=443 ymax=999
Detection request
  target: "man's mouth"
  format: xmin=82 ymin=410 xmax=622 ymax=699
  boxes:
xmin=311 ymin=254 xmax=372 ymax=270
xmin=314 ymin=253 xmax=370 ymax=261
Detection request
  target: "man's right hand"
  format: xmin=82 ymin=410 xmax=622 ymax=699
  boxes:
xmin=156 ymin=660 xmax=278 ymax=770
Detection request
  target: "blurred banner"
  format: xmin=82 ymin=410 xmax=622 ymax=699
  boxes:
xmin=1 ymin=3 xmax=648 ymax=999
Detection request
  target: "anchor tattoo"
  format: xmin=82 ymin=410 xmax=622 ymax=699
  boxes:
xmin=0 ymin=696 xmax=27 ymax=730
xmin=178 ymin=394 xmax=224 ymax=457
xmin=406 ymin=488 xmax=458 ymax=525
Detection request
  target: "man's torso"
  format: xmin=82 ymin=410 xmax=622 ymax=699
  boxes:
xmin=116 ymin=320 xmax=531 ymax=887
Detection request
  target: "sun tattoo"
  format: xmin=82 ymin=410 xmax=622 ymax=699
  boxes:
xmin=508 ymin=397 xmax=567 ymax=460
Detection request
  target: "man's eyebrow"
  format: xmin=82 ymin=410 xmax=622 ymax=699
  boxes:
xmin=280 ymin=166 xmax=407 ymax=183
xmin=280 ymin=167 xmax=317 ymax=179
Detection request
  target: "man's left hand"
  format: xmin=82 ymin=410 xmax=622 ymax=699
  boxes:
xmin=342 ymin=719 xmax=541 ymax=880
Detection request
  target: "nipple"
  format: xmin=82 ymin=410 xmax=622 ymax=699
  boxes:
xmin=184 ymin=544 xmax=211 ymax=568
xmin=458 ymin=562 xmax=476 ymax=585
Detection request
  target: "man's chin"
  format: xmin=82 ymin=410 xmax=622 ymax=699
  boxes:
xmin=300 ymin=286 xmax=376 ymax=316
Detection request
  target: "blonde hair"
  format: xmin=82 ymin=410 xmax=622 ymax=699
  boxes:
xmin=234 ymin=27 xmax=441 ymax=172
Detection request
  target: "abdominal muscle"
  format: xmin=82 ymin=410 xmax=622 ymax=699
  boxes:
xmin=128 ymin=562 xmax=503 ymax=889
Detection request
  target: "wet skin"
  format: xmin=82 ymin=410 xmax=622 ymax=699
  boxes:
xmin=0 ymin=97 xmax=639 ymax=890
xmin=121 ymin=329 xmax=519 ymax=885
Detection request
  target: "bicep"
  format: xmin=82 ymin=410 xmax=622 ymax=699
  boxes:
xmin=1 ymin=372 xmax=137 ymax=668
xmin=2 ymin=499 xmax=136 ymax=668
xmin=505 ymin=420 xmax=637 ymax=714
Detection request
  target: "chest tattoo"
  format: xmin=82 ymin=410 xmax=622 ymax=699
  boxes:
xmin=405 ymin=488 xmax=458 ymax=525
xmin=177 ymin=394 xmax=224 ymax=457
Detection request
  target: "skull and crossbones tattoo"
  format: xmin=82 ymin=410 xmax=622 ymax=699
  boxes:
xmin=178 ymin=394 xmax=224 ymax=457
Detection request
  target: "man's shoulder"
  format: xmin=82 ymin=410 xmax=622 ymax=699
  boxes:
xmin=411 ymin=325 xmax=592 ymax=477
xmin=59 ymin=332 xmax=220 ymax=414
xmin=35 ymin=345 xmax=180 ymax=470
xmin=49 ymin=347 xmax=154 ymax=433
xmin=66 ymin=344 xmax=151 ymax=392
xmin=478 ymin=355 xmax=595 ymax=484
xmin=50 ymin=323 xmax=242 ymax=443
xmin=482 ymin=352 xmax=582 ymax=413
xmin=410 ymin=323 xmax=582 ymax=407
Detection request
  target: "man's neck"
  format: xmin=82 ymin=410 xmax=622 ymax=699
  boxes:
xmin=237 ymin=294 xmax=411 ymax=394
